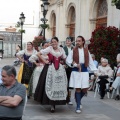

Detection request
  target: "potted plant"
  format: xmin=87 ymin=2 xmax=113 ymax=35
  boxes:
xmin=32 ymin=36 xmax=45 ymax=51
xmin=39 ymin=24 xmax=49 ymax=29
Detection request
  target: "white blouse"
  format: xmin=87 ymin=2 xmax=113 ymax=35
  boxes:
xmin=66 ymin=48 xmax=97 ymax=71
xmin=29 ymin=53 xmax=48 ymax=63
xmin=67 ymin=46 xmax=72 ymax=55
xmin=40 ymin=46 xmax=66 ymax=59
xmin=96 ymin=65 xmax=113 ymax=78
xmin=117 ymin=53 xmax=120 ymax=61
xmin=16 ymin=49 xmax=37 ymax=57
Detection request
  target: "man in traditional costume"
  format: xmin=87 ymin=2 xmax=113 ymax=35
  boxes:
xmin=63 ymin=37 xmax=74 ymax=105
xmin=66 ymin=36 xmax=97 ymax=113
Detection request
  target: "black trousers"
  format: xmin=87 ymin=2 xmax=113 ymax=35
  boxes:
xmin=98 ymin=76 xmax=109 ymax=98
xmin=0 ymin=117 xmax=22 ymax=120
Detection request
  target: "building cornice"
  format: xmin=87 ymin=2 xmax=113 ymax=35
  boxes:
xmin=57 ymin=0 xmax=64 ymax=7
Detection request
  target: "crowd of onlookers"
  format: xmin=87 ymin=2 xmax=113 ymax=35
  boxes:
xmin=88 ymin=54 xmax=120 ymax=100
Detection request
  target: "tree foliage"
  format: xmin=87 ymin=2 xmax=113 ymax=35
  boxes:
xmin=89 ymin=26 xmax=120 ymax=65
xmin=112 ymin=0 xmax=120 ymax=9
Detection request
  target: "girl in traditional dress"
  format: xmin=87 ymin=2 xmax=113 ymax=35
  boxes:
xmin=66 ymin=36 xmax=97 ymax=113
xmin=34 ymin=37 xmax=67 ymax=113
xmin=16 ymin=42 xmax=37 ymax=97
xmin=28 ymin=42 xmax=48 ymax=97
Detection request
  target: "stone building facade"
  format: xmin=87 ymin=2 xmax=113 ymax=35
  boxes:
xmin=45 ymin=0 xmax=120 ymax=43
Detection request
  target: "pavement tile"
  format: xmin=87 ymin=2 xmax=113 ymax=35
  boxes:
xmin=1 ymin=58 xmax=120 ymax=120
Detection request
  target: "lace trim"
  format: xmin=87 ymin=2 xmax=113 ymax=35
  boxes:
xmin=49 ymin=46 xmax=63 ymax=58
xmin=45 ymin=64 xmax=67 ymax=100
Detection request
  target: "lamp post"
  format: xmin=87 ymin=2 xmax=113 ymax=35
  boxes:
xmin=40 ymin=0 xmax=50 ymax=39
xmin=19 ymin=12 xmax=25 ymax=50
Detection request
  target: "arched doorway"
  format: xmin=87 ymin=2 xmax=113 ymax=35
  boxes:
xmin=67 ymin=6 xmax=76 ymax=41
xmin=51 ymin=12 xmax=56 ymax=37
xmin=96 ymin=0 xmax=108 ymax=28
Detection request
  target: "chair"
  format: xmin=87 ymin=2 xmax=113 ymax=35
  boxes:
xmin=23 ymin=95 xmax=27 ymax=112
xmin=94 ymin=77 xmax=113 ymax=99
xmin=110 ymin=67 xmax=118 ymax=99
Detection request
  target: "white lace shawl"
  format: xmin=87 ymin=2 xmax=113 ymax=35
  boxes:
xmin=16 ymin=49 xmax=37 ymax=57
xmin=40 ymin=46 xmax=66 ymax=59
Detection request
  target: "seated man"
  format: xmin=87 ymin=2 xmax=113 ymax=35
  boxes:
xmin=95 ymin=59 xmax=113 ymax=99
xmin=0 ymin=65 xmax=26 ymax=120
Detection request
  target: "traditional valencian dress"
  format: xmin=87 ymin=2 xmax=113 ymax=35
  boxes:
xmin=34 ymin=46 xmax=67 ymax=105
xmin=17 ymin=49 xmax=37 ymax=87
xmin=28 ymin=53 xmax=49 ymax=97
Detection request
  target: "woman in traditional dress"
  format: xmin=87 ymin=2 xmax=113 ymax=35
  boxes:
xmin=66 ymin=36 xmax=97 ymax=113
xmin=16 ymin=42 xmax=37 ymax=97
xmin=28 ymin=42 xmax=48 ymax=97
xmin=34 ymin=37 xmax=68 ymax=113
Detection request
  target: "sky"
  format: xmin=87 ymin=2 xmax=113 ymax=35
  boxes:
xmin=0 ymin=0 xmax=39 ymax=26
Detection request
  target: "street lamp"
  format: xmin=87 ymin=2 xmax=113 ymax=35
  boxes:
xmin=19 ymin=12 xmax=25 ymax=50
xmin=40 ymin=0 xmax=50 ymax=39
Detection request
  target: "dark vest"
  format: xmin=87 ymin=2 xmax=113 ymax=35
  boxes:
xmin=63 ymin=46 xmax=73 ymax=56
xmin=73 ymin=47 xmax=89 ymax=67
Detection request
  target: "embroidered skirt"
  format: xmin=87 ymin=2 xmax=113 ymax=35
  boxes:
xmin=28 ymin=65 xmax=44 ymax=97
xmin=34 ymin=64 xmax=67 ymax=105
xmin=21 ymin=63 xmax=35 ymax=85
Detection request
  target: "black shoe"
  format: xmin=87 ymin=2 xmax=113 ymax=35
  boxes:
xmin=50 ymin=105 xmax=55 ymax=113
xmin=27 ymin=96 xmax=30 ymax=99
xmin=115 ymin=95 xmax=120 ymax=100
xmin=105 ymin=89 xmax=112 ymax=93
xmin=105 ymin=89 xmax=110 ymax=92
xmin=100 ymin=97 xmax=104 ymax=99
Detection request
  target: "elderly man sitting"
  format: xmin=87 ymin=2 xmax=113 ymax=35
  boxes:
xmin=95 ymin=58 xmax=113 ymax=99
xmin=0 ymin=65 xmax=26 ymax=120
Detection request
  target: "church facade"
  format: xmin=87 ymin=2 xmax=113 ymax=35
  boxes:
xmin=45 ymin=0 xmax=120 ymax=43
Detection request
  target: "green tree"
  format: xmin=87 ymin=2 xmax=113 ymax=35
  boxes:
xmin=89 ymin=26 xmax=120 ymax=66
xmin=112 ymin=0 xmax=120 ymax=9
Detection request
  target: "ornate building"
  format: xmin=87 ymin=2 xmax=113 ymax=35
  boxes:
xmin=45 ymin=0 xmax=120 ymax=43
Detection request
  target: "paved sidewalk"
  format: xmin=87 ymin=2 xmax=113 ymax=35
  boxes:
xmin=0 ymin=58 xmax=20 ymax=72
xmin=0 ymin=58 xmax=120 ymax=120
